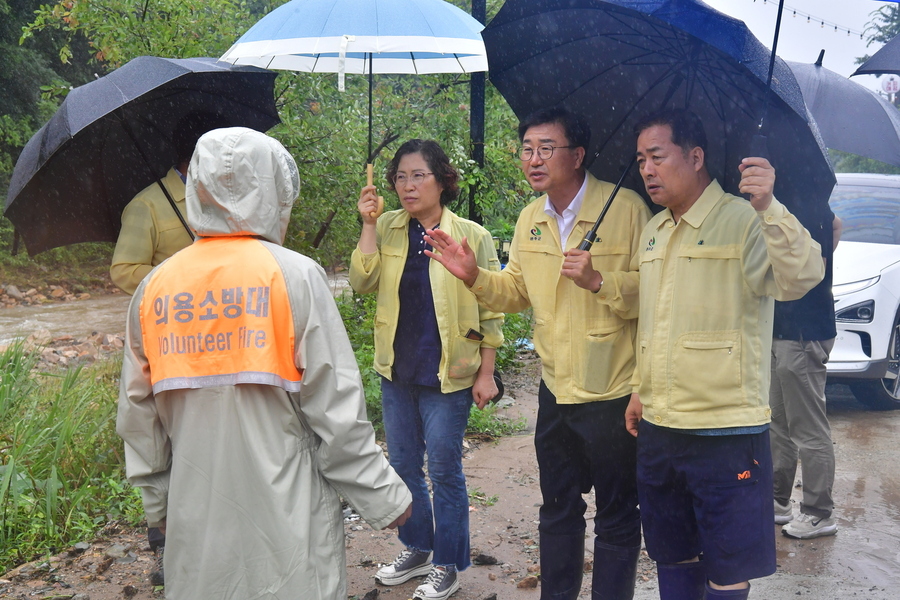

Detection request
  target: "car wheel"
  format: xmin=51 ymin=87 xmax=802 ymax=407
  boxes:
xmin=849 ymin=311 xmax=900 ymax=410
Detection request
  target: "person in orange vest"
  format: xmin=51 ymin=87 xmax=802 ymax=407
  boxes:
xmin=117 ymin=127 xmax=411 ymax=600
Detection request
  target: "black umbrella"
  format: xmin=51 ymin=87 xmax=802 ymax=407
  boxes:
xmin=853 ymin=32 xmax=900 ymax=77
xmin=483 ymin=0 xmax=835 ymax=218
xmin=789 ymin=51 xmax=900 ymax=167
xmin=5 ymin=56 xmax=280 ymax=256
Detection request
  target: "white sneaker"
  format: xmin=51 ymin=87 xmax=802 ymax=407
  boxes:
xmin=375 ymin=549 xmax=432 ymax=585
xmin=774 ymin=499 xmax=794 ymax=525
xmin=782 ymin=513 xmax=837 ymax=539
xmin=414 ymin=565 xmax=460 ymax=600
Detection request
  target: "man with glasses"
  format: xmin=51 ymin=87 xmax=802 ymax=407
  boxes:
xmin=426 ymin=107 xmax=650 ymax=600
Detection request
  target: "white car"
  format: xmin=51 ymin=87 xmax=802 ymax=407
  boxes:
xmin=827 ymin=173 xmax=900 ymax=410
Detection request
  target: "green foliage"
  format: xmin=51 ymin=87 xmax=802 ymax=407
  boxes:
xmin=466 ymin=401 xmax=527 ymax=438
xmin=21 ymin=0 xmax=272 ymax=66
xmin=861 ymin=4 xmax=900 ymax=54
xmin=467 ymin=486 xmax=498 ymax=507
xmin=1 ymin=0 xmax=95 ymax=205
xmin=0 ymin=346 xmax=142 ymax=572
xmin=496 ymin=309 xmax=534 ymax=373
xmin=830 ymin=149 xmax=900 ymax=175
xmin=334 ymin=291 xmax=384 ymax=435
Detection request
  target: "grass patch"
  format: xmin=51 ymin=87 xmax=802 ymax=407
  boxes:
xmin=466 ymin=402 xmax=527 ymax=439
xmin=467 ymin=487 xmax=499 ymax=507
xmin=0 ymin=343 xmax=142 ymax=573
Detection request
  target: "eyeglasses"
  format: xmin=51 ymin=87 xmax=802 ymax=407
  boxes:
xmin=518 ymin=145 xmax=575 ymax=161
xmin=393 ymin=172 xmax=434 ymax=187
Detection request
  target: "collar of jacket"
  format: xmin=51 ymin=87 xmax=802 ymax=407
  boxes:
xmin=655 ymin=178 xmax=726 ymax=231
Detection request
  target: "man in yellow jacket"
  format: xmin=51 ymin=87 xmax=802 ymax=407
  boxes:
xmin=625 ymin=109 xmax=824 ymax=600
xmin=426 ymin=107 xmax=651 ymax=600
xmin=110 ymin=112 xmax=227 ymax=295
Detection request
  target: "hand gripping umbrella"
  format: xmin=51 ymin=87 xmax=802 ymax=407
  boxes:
xmin=5 ymin=56 xmax=280 ymax=256
xmin=789 ymin=50 xmax=900 ymax=168
xmin=219 ymin=0 xmax=487 ymax=217
xmin=483 ymin=0 xmax=835 ymax=249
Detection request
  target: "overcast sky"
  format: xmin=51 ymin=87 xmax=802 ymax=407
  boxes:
xmin=703 ymin=0 xmax=897 ymax=93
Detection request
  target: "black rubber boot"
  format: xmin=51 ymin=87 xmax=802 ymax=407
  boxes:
xmin=705 ymin=583 xmax=750 ymax=600
xmin=657 ymin=560 xmax=707 ymax=600
xmin=539 ymin=530 xmax=586 ymax=600
xmin=591 ymin=541 xmax=640 ymax=600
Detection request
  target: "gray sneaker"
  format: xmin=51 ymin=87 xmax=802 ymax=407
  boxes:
xmin=375 ymin=548 xmax=432 ymax=585
xmin=774 ymin=499 xmax=794 ymax=525
xmin=782 ymin=513 xmax=837 ymax=539
xmin=414 ymin=565 xmax=460 ymax=600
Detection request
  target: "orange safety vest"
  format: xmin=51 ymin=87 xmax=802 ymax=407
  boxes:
xmin=140 ymin=236 xmax=303 ymax=393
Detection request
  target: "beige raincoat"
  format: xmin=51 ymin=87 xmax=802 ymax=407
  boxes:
xmin=117 ymin=128 xmax=411 ymax=600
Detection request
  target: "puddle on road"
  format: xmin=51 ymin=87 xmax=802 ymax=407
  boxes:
xmin=0 ymin=293 xmax=132 ymax=344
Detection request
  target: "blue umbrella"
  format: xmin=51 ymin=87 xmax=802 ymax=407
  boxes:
xmin=483 ymin=0 xmax=834 ymax=219
xmin=220 ymin=0 xmax=488 ymax=165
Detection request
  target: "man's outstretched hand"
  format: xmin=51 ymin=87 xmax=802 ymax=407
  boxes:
xmin=424 ymin=228 xmax=479 ymax=288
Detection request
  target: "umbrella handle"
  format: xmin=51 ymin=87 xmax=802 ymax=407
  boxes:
xmin=366 ymin=163 xmax=384 ymax=219
xmin=578 ymin=158 xmax=635 ymax=252
xmin=749 ymin=134 xmax=769 ymax=160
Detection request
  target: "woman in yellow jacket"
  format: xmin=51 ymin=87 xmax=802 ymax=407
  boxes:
xmin=350 ymin=139 xmax=503 ymax=600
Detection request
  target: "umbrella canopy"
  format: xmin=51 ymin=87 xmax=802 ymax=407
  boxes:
xmin=219 ymin=0 xmax=487 ymax=164
xmin=5 ymin=56 xmax=280 ymax=256
xmin=788 ymin=53 xmax=900 ymax=167
xmin=482 ymin=0 xmax=835 ymax=214
xmin=853 ymin=32 xmax=900 ymax=77
xmin=219 ymin=0 xmax=487 ymax=75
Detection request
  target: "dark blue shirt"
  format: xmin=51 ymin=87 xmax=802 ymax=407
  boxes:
xmin=773 ymin=203 xmax=836 ymax=341
xmin=392 ymin=220 xmax=442 ymax=387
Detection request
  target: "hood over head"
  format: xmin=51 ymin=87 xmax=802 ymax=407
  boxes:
xmin=186 ymin=127 xmax=299 ymax=244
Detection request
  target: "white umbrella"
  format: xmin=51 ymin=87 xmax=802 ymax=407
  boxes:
xmin=220 ymin=0 xmax=487 ymax=211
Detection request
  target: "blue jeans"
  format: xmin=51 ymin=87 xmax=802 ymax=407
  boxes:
xmin=381 ymin=377 xmax=473 ymax=570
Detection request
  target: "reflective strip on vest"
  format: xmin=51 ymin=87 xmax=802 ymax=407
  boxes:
xmin=140 ymin=237 xmax=303 ymax=394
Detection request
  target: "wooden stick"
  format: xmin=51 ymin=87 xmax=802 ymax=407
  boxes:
xmin=366 ymin=163 xmax=384 ymax=218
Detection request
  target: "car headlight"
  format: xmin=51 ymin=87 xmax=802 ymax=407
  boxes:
xmin=835 ymin=300 xmax=875 ymax=323
xmin=832 ymin=276 xmax=880 ymax=297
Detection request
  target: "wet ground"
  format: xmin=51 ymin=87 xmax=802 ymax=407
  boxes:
xmin=766 ymin=384 xmax=900 ymax=597
xmin=342 ymin=381 xmax=900 ymax=600
xmin=1 ymin=293 xmax=899 ymax=599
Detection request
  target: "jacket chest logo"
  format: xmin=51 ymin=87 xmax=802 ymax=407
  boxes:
xmin=645 ymin=236 xmax=656 ymax=252
xmin=530 ymin=226 xmax=542 ymax=241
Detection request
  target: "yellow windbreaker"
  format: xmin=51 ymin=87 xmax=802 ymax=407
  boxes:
xmin=469 ymin=172 xmax=651 ymax=404
xmin=632 ymin=180 xmax=825 ymax=429
xmin=349 ymin=207 xmax=503 ymax=393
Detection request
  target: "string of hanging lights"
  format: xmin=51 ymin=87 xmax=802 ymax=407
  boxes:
xmin=750 ymin=0 xmax=865 ymax=39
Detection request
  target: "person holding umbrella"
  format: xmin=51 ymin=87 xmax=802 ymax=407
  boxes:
xmin=624 ymin=109 xmax=824 ymax=600
xmin=110 ymin=111 xmax=228 ymax=295
xmin=349 ymin=139 xmax=503 ymax=600
xmin=425 ymin=107 xmax=650 ymax=600
xmin=117 ymin=127 xmax=412 ymax=600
